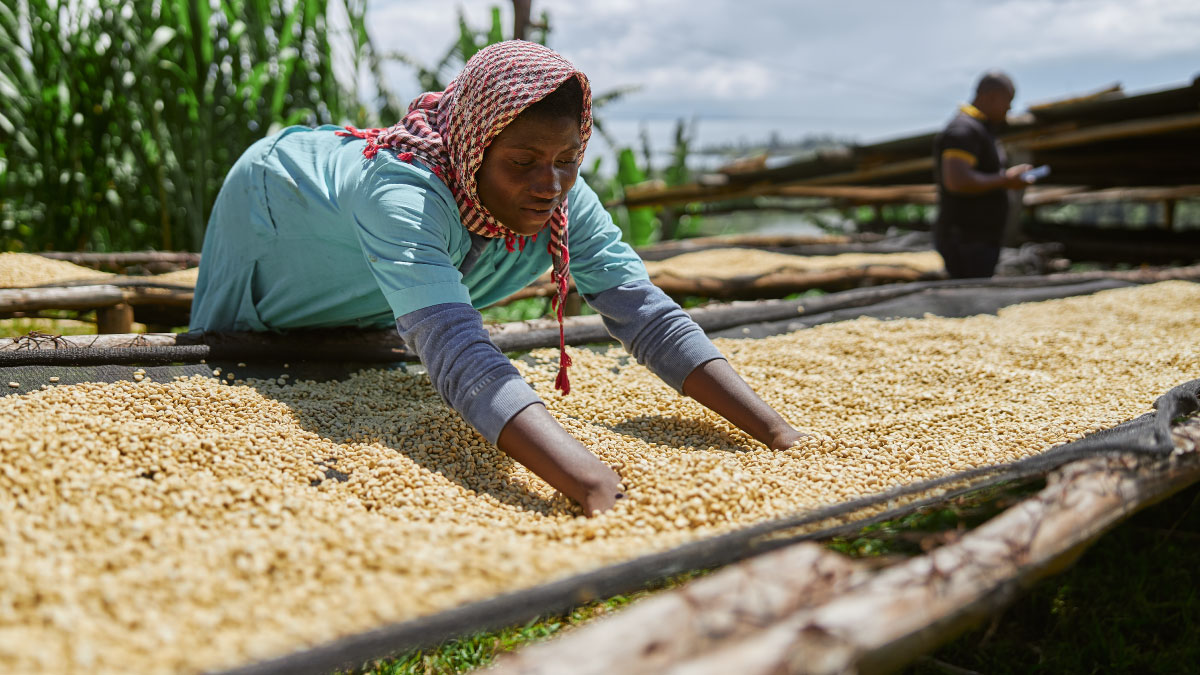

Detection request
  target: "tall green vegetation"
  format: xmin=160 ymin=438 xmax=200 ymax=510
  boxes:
xmin=391 ymin=5 xmax=550 ymax=93
xmin=584 ymin=118 xmax=697 ymax=247
xmin=0 ymin=0 xmax=395 ymax=253
xmin=0 ymin=0 xmax=698 ymax=254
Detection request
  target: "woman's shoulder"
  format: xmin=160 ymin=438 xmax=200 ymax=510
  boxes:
xmin=264 ymin=125 xmax=449 ymax=188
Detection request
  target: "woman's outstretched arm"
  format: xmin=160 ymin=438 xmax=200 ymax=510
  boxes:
xmin=583 ymin=280 xmax=807 ymax=450
xmin=682 ymin=359 xmax=807 ymax=450
xmin=397 ymin=303 xmax=623 ymax=515
xmin=496 ymin=405 xmax=624 ymax=516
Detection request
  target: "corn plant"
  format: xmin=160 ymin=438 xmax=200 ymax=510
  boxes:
xmin=0 ymin=0 xmax=394 ymax=253
xmin=388 ymin=5 xmax=542 ymax=94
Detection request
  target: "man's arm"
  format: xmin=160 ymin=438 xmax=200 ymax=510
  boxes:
xmin=942 ymin=155 xmax=1032 ymax=194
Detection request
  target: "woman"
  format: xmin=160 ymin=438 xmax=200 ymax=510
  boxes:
xmin=192 ymin=41 xmax=806 ymax=515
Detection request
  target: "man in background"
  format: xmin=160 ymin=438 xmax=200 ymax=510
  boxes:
xmin=932 ymin=71 xmax=1032 ymax=278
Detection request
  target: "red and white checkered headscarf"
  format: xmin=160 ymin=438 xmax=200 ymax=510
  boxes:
xmin=339 ymin=40 xmax=592 ymax=394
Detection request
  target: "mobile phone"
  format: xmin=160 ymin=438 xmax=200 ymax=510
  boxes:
xmin=1021 ymin=165 xmax=1051 ymax=183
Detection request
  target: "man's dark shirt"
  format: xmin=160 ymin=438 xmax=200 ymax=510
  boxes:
xmin=932 ymin=105 xmax=1008 ymax=243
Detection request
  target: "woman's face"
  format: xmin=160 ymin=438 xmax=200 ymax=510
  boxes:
xmin=476 ymin=112 xmax=582 ymax=236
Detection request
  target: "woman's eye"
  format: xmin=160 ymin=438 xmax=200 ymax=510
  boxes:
xmin=510 ymin=158 xmax=534 ymax=167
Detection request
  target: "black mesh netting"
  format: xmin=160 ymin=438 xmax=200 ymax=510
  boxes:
xmin=710 ymin=279 xmax=1134 ymax=339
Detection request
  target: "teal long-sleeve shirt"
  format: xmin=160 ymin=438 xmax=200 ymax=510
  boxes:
xmin=190 ymin=125 xmax=726 ymax=443
xmin=190 ymin=124 xmax=648 ymax=331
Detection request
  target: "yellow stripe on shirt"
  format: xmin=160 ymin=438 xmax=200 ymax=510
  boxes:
xmin=959 ymin=103 xmax=988 ymax=121
xmin=941 ymin=148 xmax=978 ymax=166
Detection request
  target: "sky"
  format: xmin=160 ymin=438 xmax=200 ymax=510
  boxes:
xmin=365 ymin=0 xmax=1200 ymax=158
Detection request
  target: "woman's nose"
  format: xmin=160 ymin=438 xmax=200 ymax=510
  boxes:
xmin=528 ymin=164 xmax=561 ymax=198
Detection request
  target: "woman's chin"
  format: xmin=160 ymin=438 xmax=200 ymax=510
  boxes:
xmin=507 ymin=211 xmax=553 ymax=236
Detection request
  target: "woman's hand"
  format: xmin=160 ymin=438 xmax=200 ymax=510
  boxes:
xmin=579 ymin=468 xmax=626 ymax=516
xmin=497 ymin=404 xmax=625 ymax=516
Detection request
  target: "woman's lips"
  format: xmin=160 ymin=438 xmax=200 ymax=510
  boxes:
xmin=521 ymin=204 xmax=556 ymax=219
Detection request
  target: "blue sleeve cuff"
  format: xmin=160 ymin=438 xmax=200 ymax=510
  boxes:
xmin=463 ymin=376 xmax=545 ymax=444
xmin=583 ymin=279 xmax=726 ymax=393
xmin=395 ymin=303 xmax=543 ymax=444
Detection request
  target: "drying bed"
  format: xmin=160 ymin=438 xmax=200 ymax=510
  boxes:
xmin=0 ymin=282 xmax=1197 ymax=673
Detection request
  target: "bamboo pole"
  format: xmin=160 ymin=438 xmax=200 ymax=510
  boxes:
xmin=4 ymin=265 xmax=1198 ymax=358
xmin=490 ymin=419 xmax=1200 ymax=675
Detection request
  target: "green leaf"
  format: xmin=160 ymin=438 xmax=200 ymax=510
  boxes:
xmin=282 ymin=107 xmax=313 ymax=126
xmin=487 ymin=6 xmax=504 ymax=45
xmin=615 ymin=147 xmax=647 ymax=186
xmin=457 ymin=12 xmax=479 ymax=62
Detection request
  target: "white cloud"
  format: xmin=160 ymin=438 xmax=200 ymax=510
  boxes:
xmin=975 ymin=0 xmax=1200 ymax=63
xmin=366 ymin=0 xmax=1200 ymax=145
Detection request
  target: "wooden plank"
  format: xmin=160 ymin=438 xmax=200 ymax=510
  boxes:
xmin=499 ymin=264 xmax=938 ymax=305
xmin=488 ymin=544 xmax=867 ymax=675
xmin=96 ymin=304 xmax=134 ymax=334
xmin=37 ymin=251 xmax=200 ymax=269
xmin=4 ymin=265 xmax=1198 ymax=358
xmin=0 ymin=285 xmax=126 ymax=311
xmin=1027 ymin=84 xmax=1124 ymax=112
xmin=649 ymin=266 xmax=935 ymax=299
xmin=1018 ymin=186 xmax=1092 ymax=206
xmin=787 ymin=157 xmax=935 ymax=187
xmin=770 ymin=184 xmax=937 ymax=203
xmin=0 ymin=285 xmax=193 ymax=313
xmin=1017 ymin=111 xmax=1200 ymax=151
xmin=1023 ymin=185 xmax=1200 ymax=206
xmin=0 ymin=333 xmax=181 ymax=351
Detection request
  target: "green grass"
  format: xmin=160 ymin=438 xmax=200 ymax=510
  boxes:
xmin=1 ymin=0 xmax=394 ymax=253
xmin=350 ymin=571 xmax=708 ymax=675
xmin=827 ymin=480 xmax=1045 ymax=559
xmin=783 ymin=288 xmax=828 ymax=301
xmin=479 ymin=297 xmax=553 ymax=323
xmin=0 ymin=315 xmax=103 ymax=337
